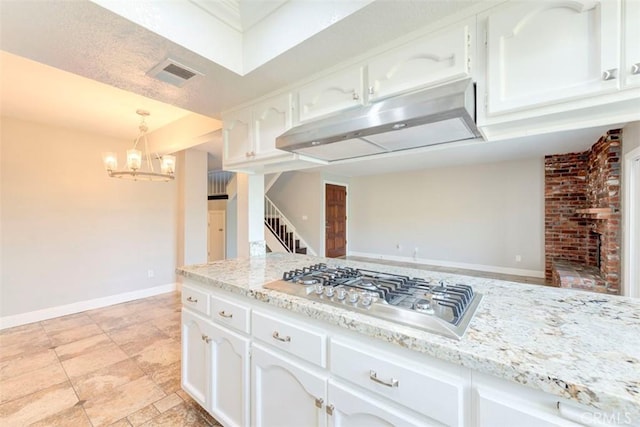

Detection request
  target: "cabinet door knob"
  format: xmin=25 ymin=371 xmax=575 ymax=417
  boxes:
xmin=632 ymin=63 xmax=640 ymax=75
xmin=602 ymin=68 xmax=618 ymax=81
xmin=201 ymin=334 xmax=211 ymax=343
xmin=314 ymin=397 xmax=324 ymax=409
xmin=369 ymin=370 xmax=399 ymax=388
xmin=352 ymin=90 xmax=360 ymax=101
xmin=368 ymin=86 xmax=375 ymax=95
xmin=186 ymin=296 xmax=198 ymax=303
xmin=272 ymin=331 xmax=291 ymax=342
xmin=218 ymin=310 xmax=233 ymax=318
xmin=326 ymin=404 xmax=334 ymax=415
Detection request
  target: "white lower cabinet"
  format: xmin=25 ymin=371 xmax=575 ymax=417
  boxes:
xmin=182 ymin=309 xmax=209 ymax=407
xmin=251 ymin=343 xmax=327 ymax=427
xmin=182 ymin=308 xmax=249 ymax=427
xmin=327 ymin=380 xmax=438 ymax=427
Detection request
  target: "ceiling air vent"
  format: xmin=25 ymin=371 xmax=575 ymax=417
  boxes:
xmin=147 ymin=58 xmax=203 ymax=88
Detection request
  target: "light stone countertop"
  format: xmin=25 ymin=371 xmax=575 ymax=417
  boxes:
xmin=176 ymin=253 xmax=640 ymax=421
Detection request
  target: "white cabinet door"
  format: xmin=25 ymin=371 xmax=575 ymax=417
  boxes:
xmin=368 ymin=19 xmax=474 ymax=102
xmin=485 ymin=0 xmax=621 ymax=115
xmin=327 ymin=380 xmax=439 ymax=427
xmin=624 ymin=0 xmax=640 ymax=88
xmin=253 ymin=94 xmax=292 ymax=160
xmin=251 ymin=343 xmax=327 ymax=427
xmin=208 ymin=321 xmax=250 ymax=427
xmin=298 ymin=66 xmax=364 ymax=122
xmin=223 ymin=106 xmax=253 ymax=165
xmin=181 ymin=309 xmax=210 ymax=407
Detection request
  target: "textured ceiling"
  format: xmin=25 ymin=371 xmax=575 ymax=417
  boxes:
xmin=0 ymin=0 xmax=612 ymax=175
xmin=0 ymin=0 xmax=482 ymax=118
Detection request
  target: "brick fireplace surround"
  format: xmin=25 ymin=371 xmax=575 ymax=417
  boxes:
xmin=545 ymin=129 xmax=621 ymax=294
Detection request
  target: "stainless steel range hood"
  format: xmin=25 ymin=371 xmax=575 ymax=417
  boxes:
xmin=276 ymin=78 xmax=482 ymax=162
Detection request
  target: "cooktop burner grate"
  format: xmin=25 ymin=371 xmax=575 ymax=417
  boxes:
xmin=265 ymin=263 xmax=483 ymax=340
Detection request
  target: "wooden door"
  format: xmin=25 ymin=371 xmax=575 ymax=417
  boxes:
xmin=325 ymin=184 xmax=347 ymax=258
xmin=208 ymin=211 xmax=225 ymax=261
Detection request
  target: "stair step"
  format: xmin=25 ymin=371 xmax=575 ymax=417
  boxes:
xmin=295 ymin=247 xmax=307 ymax=255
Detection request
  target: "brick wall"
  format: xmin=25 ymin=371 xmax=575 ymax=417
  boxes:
xmin=544 ymin=130 xmax=621 ymax=293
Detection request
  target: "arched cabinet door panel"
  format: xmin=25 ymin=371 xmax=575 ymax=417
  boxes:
xmin=484 ymin=0 xmax=621 ymax=115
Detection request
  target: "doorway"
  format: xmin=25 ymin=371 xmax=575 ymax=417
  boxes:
xmin=625 ymin=147 xmax=640 ymax=297
xmin=208 ymin=210 xmax=226 ymax=261
xmin=325 ymin=183 xmax=347 ymax=258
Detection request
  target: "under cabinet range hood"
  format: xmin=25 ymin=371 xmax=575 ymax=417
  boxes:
xmin=276 ymin=78 xmax=482 ymax=162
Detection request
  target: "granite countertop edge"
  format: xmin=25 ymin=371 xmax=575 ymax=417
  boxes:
xmin=176 ymin=255 xmax=640 ymax=421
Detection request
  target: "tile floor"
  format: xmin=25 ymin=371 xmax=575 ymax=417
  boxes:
xmin=0 ymin=291 xmax=221 ymax=427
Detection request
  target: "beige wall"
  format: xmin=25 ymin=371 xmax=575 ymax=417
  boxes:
xmin=0 ymin=116 xmax=178 ymax=317
xmin=349 ymin=158 xmax=544 ymax=275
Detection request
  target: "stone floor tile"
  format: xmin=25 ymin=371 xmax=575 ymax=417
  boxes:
xmin=0 ymin=347 xmax=58 ymax=381
xmin=148 ymin=311 xmax=181 ymax=340
xmin=127 ymin=404 xmax=160 ymax=426
xmin=30 ymin=404 xmax=92 ymax=427
xmin=153 ymin=392 xmax=183 ymax=413
xmin=82 ymin=376 xmax=166 ymax=427
xmin=0 ymin=381 xmax=78 ymax=425
xmin=147 ymin=360 xmax=182 ymax=394
xmin=48 ymin=322 xmax=104 ymax=347
xmin=0 ymin=324 xmax=51 ymax=362
xmin=0 ymin=361 xmax=68 ymax=404
xmin=54 ymin=333 xmax=113 ymax=360
xmin=139 ymin=403 xmax=213 ymax=427
xmin=108 ymin=322 xmax=170 ymax=356
xmin=133 ymin=338 xmax=181 ymax=375
xmin=61 ymin=342 xmax=129 ymax=378
xmin=41 ymin=312 xmax=96 ymax=335
xmin=71 ymin=359 xmax=146 ymax=401
xmin=110 ymin=418 xmax=133 ymax=426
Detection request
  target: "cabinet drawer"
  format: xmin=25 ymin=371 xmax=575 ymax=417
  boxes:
xmin=330 ymin=339 xmax=465 ymax=426
xmin=182 ymin=285 xmax=210 ymax=316
xmin=210 ymin=294 xmax=250 ymax=334
xmin=251 ymin=311 xmax=326 ymax=368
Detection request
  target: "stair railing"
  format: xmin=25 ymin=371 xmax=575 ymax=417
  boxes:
xmin=264 ymin=195 xmax=315 ymax=255
xmin=208 ymin=170 xmax=235 ymax=196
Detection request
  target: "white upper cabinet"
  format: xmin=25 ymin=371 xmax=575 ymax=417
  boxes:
xmin=252 ymin=94 xmax=293 ymax=160
xmin=624 ymin=0 xmax=640 ymax=88
xmin=222 ymin=106 xmax=253 ymax=166
xmin=367 ymin=19 xmax=474 ymax=102
xmin=484 ymin=0 xmax=621 ymax=115
xmin=223 ymin=93 xmax=294 ymax=169
xmin=297 ymin=66 xmax=364 ymax=123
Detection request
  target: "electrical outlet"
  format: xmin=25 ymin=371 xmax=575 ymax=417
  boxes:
xmin=515 ymin=255 xmax=522 ymax=262
xmin=147 ymin=269 xmax=154 ymax=278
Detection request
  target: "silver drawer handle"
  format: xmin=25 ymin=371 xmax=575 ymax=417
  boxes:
xmin=369 ymin=370 xmax=399 ymax=388
xmin=352 ymin=90 xmax=359 ymax=101
xmin=186 ymin=296 xmax=198 ymax=303
xmin=632 ymin=63 xmax=640 ymax=75
xmin=272 ymin=331 xmax=291 ymax=342
xmin=218 ymin=310 xmax=233 ymax=318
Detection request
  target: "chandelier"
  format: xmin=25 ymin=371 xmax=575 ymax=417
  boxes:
xmin=102 ymin=110 xmax=176 ymax=181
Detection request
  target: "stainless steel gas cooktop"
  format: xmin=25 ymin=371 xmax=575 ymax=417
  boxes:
xmin=263 ymin=263 xmax=482 ymax=340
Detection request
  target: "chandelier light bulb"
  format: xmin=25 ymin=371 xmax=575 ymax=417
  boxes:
xmin=126 ymin=148 xmax=142 ymax=171
xmin=161 ymin=155 xmax=176 ymax=175
xmin=102 ymin=152 xmax=118 ymax=172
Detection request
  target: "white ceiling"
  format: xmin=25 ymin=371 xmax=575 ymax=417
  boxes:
xmin=0 ymin=0 xmax=618 ymax=176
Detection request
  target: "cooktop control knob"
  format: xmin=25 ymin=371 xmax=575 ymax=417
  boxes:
xmin=336 ymin=287 xmax=347 ymax=300
xmin=360 ymin=293 xmax=373 ymax=307
xmin=324 ymin=286 xmax=335 ymax=297
xmin=348 ymin=290 xmax=359 ymax=303
xmin=314 ymin=284 xmax=324 ymax=295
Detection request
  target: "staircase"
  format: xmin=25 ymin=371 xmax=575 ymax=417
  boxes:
xmin=264 ymin=196 xmax=309 ymax=255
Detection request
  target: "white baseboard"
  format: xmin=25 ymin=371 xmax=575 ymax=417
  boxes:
xmin=348 ymin=251 xmax=545 ymax=279
xmin=0 ymin=282 xmax=179 ymax=331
